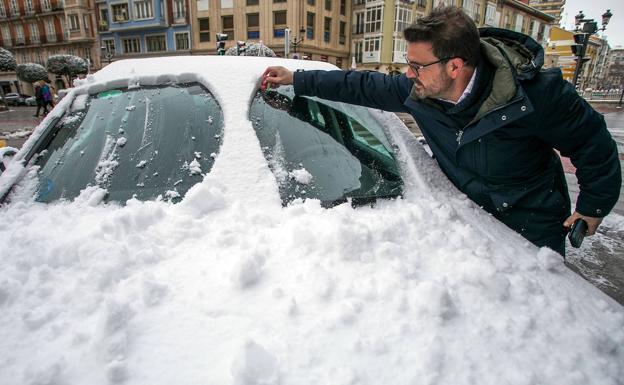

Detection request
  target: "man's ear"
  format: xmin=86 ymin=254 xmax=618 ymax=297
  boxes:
xmin=447 ymin=58 xmax=465 ymax=80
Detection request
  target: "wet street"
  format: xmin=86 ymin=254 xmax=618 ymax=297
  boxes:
xmin=2 ymin=104 xmax=624 ymax=304
xmin=565 ymin=107 xmax=624 ymax=305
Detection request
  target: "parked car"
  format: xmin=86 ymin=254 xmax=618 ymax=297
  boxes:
xmin=3 ymin=92 xmax=30 ymax=105
xmin=0 ymin=56 xmax=622 ymax=385
xmin=24 ymin=95 xmax=37 ymax=106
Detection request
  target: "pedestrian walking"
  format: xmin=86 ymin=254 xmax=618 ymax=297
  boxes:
xmin=42 ymin=80 xmax=54 ymax=111
xmin=33 ymin=80 xmax=48 ymax=118
xmin=261 ymin=6 xmax=621 ymax=256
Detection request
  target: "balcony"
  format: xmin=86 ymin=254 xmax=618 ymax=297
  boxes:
xmin=114 ymin=14 xmax=129 ymax=23
xmin=173 ymin=12 xmax=186 ymax=24
xmin=46 ymin=33 xmax=57 ymax=43
xmin=15 ymin=37 xmax=25 ymax=45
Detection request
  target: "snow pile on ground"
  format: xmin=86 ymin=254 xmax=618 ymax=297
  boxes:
xmin=0 ymin=56 xmax=623 ymax=385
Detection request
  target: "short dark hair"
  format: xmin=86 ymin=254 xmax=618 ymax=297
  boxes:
xmin=403 ymin=6 xmax=480 ymax=67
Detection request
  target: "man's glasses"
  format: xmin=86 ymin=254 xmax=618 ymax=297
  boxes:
xmin=403 ymin=55 xmax=460 ymax=76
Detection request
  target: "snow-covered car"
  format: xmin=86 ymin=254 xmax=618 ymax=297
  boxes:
xmin=4 ymin=92 xmax=30 ymax=105
xmin=0 ymin=56 xmax=623 ymax=385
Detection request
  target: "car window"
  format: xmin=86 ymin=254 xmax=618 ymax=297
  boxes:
xmin=32 ymin=83 xmax=223 ymax=203
xmin=249 ymin=86 xmax=402 ymax=206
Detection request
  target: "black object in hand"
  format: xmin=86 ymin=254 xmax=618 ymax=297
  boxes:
xmin=568 ymin=219 xmax=588 ymax=248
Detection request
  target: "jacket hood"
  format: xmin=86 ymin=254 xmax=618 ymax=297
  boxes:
xmin=478 ymin=27 xmax=544 ymax=81
xmin=469 ymin=28 xmax=544 ymax=121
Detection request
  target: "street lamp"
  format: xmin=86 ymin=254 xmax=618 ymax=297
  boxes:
xmin=285 ymin=27 xmax=306 ymax=58
xmin=100 ymin=45 xmax=114 ymax=65
xmin=571 ymin=9 xmax=613 ymax=89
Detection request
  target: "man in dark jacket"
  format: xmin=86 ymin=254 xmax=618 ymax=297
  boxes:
xmin=261 ymin=6 xmax=621 ymax=256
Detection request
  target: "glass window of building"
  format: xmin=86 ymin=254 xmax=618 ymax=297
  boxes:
xmin=122 ymin=37 xmax=141 ymax=53
xmin=307 ymin=12 xmax=315 ymax=40
xmin=247 ymin=13 xmax=260 ymax=40
xmin=199 ymin=18 xmax=210 ymax=42
xmin=146 ymin=35 xmax=166 ymax=52
xmin=175 ymin=32 xmax=190 ymax=50
xmin=222 ymin=15 xmax=234 ymax=40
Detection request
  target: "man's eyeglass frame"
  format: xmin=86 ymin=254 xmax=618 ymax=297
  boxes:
xmin=403 ymin=55 xmax=465 ymax=76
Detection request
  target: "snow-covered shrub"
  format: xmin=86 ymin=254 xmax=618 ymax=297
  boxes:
xmin=15 ymin=63 xmax=48 ymax=83
xmin=0 ymin=47 xmax=16 ymax=72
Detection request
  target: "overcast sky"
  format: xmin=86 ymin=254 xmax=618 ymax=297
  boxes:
xmin=559 ymin=0 xmax=623 ymax=48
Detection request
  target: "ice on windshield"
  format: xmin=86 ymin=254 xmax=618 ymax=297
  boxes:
xmin=32 ymin=83 xmax=224 ymax=203
xmin=250 ymin=86 xmax=402 ymax=206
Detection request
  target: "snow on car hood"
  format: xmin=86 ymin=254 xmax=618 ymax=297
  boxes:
xmin=0 ymin=56 xmax=623 ymax=385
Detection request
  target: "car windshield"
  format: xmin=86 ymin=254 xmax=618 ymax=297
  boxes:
xmin=250 ymin=86 xmax=402 ymax=206
xmin=32 ymin=83 xmax=223 ymax=203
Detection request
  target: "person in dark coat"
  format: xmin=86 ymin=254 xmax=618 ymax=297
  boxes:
xmin=33 ymin=80 xmax=49 ymax=118
xmin=261 ymin=6 xmax=621 ymax=256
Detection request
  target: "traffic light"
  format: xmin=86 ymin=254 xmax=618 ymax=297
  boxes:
xmin=216 ymin=33 xmax=228 ymax=55
xmin=236 ymin=41 xmax=247 ymax=56
xmin=570 ymin=33 xmax=586 ymax=57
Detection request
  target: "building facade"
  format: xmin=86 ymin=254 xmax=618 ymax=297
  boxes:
xmin=0 ymin=0 xmax=99 ymax=94
xmin=603 ymin=47 xmax=624 ymax=90
xmin=352 ymin=0 xmax=553 ymax=74
xmin=528 ymin=0 xmax=564 ymax=25
xmin=95 ymin=0 xmax=192 ymax=64
xmin=544 ymin=26 xmax=604 ymax=90
xmin=190 ymin=0 xmax=351 ymax=68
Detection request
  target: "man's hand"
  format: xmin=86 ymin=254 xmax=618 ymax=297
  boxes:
xmin=563 ymin=211 xmax=603 ymax=236
xmin=261 ymin=66 xmax=294 ymax=91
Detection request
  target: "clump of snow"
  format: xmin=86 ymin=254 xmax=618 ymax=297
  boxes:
xmin=116 ymin=137 xmax=127 ymax=147
xmin=231 ymin=340 xmax=279 ymax=385
xmin=289 ymin=168 xmax=313 ymax=185
xmin=207 ymin=116 xmax=214 ymax=124
xmin=136 ymin=160 xmax=147 ymax=169
xmin=125 ymin=106 xmax=136 ymax=111
xmin=194 ymin=151 xmax=201 ymax=159
xmin=187 ymin=159 xmax=202 ymax=175
xmin=231 ymin=255 xmax=265 ymax=288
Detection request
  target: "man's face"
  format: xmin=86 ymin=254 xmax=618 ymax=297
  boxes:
xmin=405 ymin=41 xmax=453 ymax=100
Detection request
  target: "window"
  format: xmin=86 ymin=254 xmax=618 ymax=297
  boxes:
xmin=29 ymin=22 xmax=39 ymax=43
xmin=365 ymin=5 xmax=383 ymax=34
xmin=250 ymin=88 xmax=402 ymax=206
xmin=146 ymin=35 xmax=166 ymax=51
xmin=84 ymin=14 xmax=90 ymax=31
xmin=68 ymin=14 xmax=80 ymax=31
xmin=363 ymin=36 xmax=381 ymax=63
xmin=175 ymin=32 xmax=189 ymax=50
xmin=395 ymin=6 xmax=412 ymax=33
xmin=46 ymin=19 xmax=56 ymax=40
xmin=84 ymin=47 xmax=92 ymax=63
xmin=103 ymin=38 xmax=115 ymax=55
xmin=325 ymin=0 xmax=331 ymax=11
xmin=9 ymin=0 xmax=17 ymax=16
xmin=42 ymin=0 xmax=51 ymax=12
xmin=324 ymin=17 xmax=331 ymax=43
xmin=273 ymin=10 xmax=286 ymax=38
xmin=485 ymin=2 xmax=496 ymax=26
xmin=247 ymin=13 xmax=259 ymax=40
xmin=112 ymin=3 xmax=129 ymax=22
xmin=1 ymin=26 xmax=11 ymax=47
xmin=25 ymin=0 xmax=34 ymax=13
xmin=32 ymin=84 xmax=224 ymax=204
xmin=220 ymin=0 xmax=233 ymax=7
xmin=340 ymin=0 xmax=346 ymax=15
xmin=247 ymin=0 xmax=259 ymax=5
xmin=197 ymin=0 xmax=209 ymax=11
xmin=353 ymin=11 xmax=364 ymax=34
xmin=392 ymin=37 xmax=406 ymax=63
xmin=515 ymin=14 xmax=523 ymax=32
xmin=273 ymin=0 xmax=286 ymax=2
xmin=122 ymin=37 xmax=141 ymax=53
xmin=307 ymin=0 xmax=315 ymax=5
xmin=339 ymin=21 xmax=345 ymax=44
xmin=336 ymin=57 xmax=342 ymax=68
xmin=199 ymin=17 xmax=210 ymax=42
xmin=353 ymin=40 xmax=363 ymax=63
xmin=0 ymin=1 xmax=6 ymax=17
xmin=173 ymin=0 xmax=186 ymax=22
xmin=134 ymin=0 xmax=153 ymax=19
xmin=222 ymin=15 xmax=234 ymax=40
xmin=306 ymin=12 xmax=315 ymax=40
